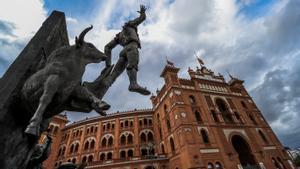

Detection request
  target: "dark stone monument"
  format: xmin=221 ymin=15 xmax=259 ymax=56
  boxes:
xmin=0 ymin=11 xmax=69 ymax=169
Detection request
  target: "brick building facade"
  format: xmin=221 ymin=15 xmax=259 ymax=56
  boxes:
xmin=42 ymin=62 xmax=295 ymax=169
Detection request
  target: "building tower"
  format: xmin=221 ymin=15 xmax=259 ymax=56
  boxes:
xmin=150 ymin=60 xmax=294 ymax=169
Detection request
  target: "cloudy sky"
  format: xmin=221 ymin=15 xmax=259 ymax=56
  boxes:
xmin=0 ymin=0 xmax=299 ymax=148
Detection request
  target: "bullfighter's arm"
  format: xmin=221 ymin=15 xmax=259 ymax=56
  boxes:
xmin=128 ymin=5 xmax=146 ymax=27
xmin=104 ymin=36 xmax=118 ymax=67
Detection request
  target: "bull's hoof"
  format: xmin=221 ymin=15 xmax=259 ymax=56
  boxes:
xmin=99 ymin=100 xmax=110 ymax=110
xmin=92 ymin=100 xmax=110 ymax=116
xmin=129 ymin=84 xmax=151 ymax=95
xmin=25 ymin=125 xmax=40 ymax=137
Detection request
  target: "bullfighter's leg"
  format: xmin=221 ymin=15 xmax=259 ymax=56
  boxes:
xmin=126 ymin=44 xmax=150 ymax=95
xmin=105 ymin=52 xmax=127 ymax=86
xmin=25 ymin=75 xmax=60 ymax=137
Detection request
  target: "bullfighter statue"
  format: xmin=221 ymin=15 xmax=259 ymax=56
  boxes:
xmin=104 ymin=5 xmax=150 ymax=95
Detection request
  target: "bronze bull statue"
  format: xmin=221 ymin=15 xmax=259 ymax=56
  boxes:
xmin=22 ymin=25 xmax=110 ymax=137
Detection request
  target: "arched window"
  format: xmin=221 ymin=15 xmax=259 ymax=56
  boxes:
xmin=141 ymin=133 xmax=147 ymax=142
xmin=101 ymin=138 xmax=107 ymax=147
xmin=159 ymin=127 xmax=163 ymax=140
xmin=128 ymin=134 xmax=133 ymax=144
xmin=170 ymin=137 xmax=175 ymax=153
xmin=103 ymin=125 xmax=106 ymax=131
xmin=67 ymin=159 xmax=71 ymax=162
xmin=164 ymin=104 xmax=168 ymax=113
xmin=108 ymin=137 xmax=113 ymax=146
xmin=72 ymin=158 xmax=76 ymax=164
xmin=120 ymin=135 xmax=126 ymax=145
xmin=87 ymin=128 xmax=89 ymax=134
xmin=69 ymin=144 xmax=74 ymax=154
xmin=272 ymin=157 xmax=281 ymax=169
xmin=128 ymin=149 xmax=133 ymax=158
xmin=120 ymin=150 xmax=126 ymax=159
xmin=130 ymin=121 xmax=133 ymax=127
xmin=141 ymin=148 xmax=148 ymax=157
xmin=211 ymin=110 xmax=219 ymax=122
xmin=100 ymin=153 xmax=105 ymax=161
xmin=161 ymin=144 xmax=165 ymax=154
xmin=189 ymin=95 xmax=196 ymax=105
xmin=84 ymin=141 xmax=89 ymax=150
xmin=95 ymin=127 xmax=97 ymax=133
xmin=121 ymin=122 xmax=124 ymax=128
xmin=148 ymin=132 xmax=154 ymax=142
xmin=258 ymin=130 xmax=268 ymax=144
xmin=75 ymin=143 xmax=79 ymax=152
xmin=149 ymin=119 xmax=152 ymax=125
xmin=58 ymin=148 xmax=62 ymax=157
xmin=277 ymin=157 xmax=285 ymax=169
xmin=107 ymin=152 xmax=112 ymax=160
xmin=90 ymin=140 xmax=95 ymax=149
xmin=82 ymin=156 xmax=87 ymax=163
xmin=194 ymin=111 xmax=202 ymax=123
xmin=112 ymin=123 xmax=115 ymax=129
xmin=144 ymin=118 xmax=148 ymax=125
xmin=248 ymin=113 xmax=257 ymax=124
xmin=241 ymin=101 xmax=248 ymax=109
xmin=215 ymin=98 xmax=233 ymax=123
xmin=166 ymin=119 xmax=171 ymax=132
xmin=62 ymin=147 xmax=66 ymax=156
xmin=234 ymin=112 xmax=241 ymax=122
xmin=215 ymin=162 xmax=223 ymax=169
xmin=201 ymin=129 xmax=210 ymax=143
xmin=125 ymin=120 xmax=128 ymax=127
xmin=207 ymin=162 xmax=213 ymax=169
xmin=88 ymin=155 xmax=93 ymax=162
xmin=91 ymin=126 xmax=94 ymax=133
xmin=107 ymin=123 xmax=110 ymax=129
xmin=139 ymin=120 xmax=142 ymax=126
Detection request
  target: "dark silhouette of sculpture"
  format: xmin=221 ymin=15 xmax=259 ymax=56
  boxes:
xmin=26 ymin=134 xmax=52 ymax=169
xmin=22 ymin=25 xmax=110 ymax=137
xmin=103 ymin=5 xmax=150 ymax=95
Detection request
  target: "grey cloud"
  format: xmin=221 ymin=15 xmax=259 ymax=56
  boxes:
xmin=0 ymin=38 xmax=26 ymax=76
xmin=0 ymin=20 xmax=15 ymax=36
xmin=251 ymin=56 xmax=300 ymax=147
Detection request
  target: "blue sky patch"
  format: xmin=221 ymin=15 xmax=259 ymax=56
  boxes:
xmin=236 ymin=0 xmax=277 ymax=19
xmin=43 ymin=0 xmax=101 ymax=20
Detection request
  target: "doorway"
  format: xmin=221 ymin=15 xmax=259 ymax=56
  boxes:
xmin=231 ymin=135 xmax=259 ymax=168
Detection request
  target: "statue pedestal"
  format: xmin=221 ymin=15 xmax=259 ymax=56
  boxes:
xmin=0 ymin=11 xmax=69 ymax=169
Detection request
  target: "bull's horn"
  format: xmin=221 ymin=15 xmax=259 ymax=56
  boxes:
xmin=78 ymin=25 xmax=93 ymax=44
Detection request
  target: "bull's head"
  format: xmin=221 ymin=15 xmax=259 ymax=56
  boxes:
xmin=75 ymin=25 xmax=107 ymax=63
